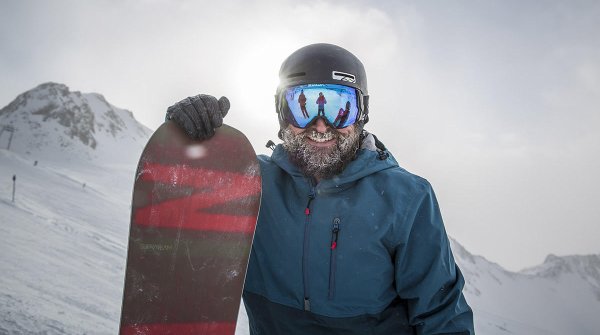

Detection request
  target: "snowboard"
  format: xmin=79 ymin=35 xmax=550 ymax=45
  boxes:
xmin=120 ymin=121 xmax=261 ymax=335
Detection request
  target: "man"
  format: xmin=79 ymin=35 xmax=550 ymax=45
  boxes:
xmin=166 ymin=43 xmax=474 ymax=334
xmin=298 ymin=89 xmax=309 ymax=118
xmin=333 ymin=100 xmax=351 ymax=128
xmin=316 ymin=91 xmax=327 ymax=116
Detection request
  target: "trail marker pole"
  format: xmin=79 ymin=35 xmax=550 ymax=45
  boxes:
xmin=12 ymin=175 xmax=16 ymax=203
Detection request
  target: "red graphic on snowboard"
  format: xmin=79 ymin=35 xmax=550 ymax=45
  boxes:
xmin=120 ymin=122 xmax=261 ymax=335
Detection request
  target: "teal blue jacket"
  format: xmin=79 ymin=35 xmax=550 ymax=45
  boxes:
xmin=243 ymin=134 xmax=474 ymax=334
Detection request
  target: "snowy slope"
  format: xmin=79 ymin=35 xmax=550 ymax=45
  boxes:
xmin=0 ymin=149 xmax=129 ymax=334
xmin=1 ymin=83 xmax=599 ymax=334
xmin=453 ymin=240 xmax=600 ymax=334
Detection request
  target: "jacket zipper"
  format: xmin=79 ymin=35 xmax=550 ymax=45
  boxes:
xmin=328 ymin=218 xmax=340 ymax=300
xmin=302 ymin=192 xmax=315 ymax=311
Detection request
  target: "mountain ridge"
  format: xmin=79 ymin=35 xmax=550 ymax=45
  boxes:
xmin=0 ymin=82 xmax=152 ymax=165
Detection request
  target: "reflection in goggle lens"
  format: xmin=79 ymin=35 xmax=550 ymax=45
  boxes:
xmin=283 ymin=84 xmax=360 ymax=129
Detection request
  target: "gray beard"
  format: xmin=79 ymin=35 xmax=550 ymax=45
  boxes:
xmin=281 ymin=126 xmax=361 ymax=180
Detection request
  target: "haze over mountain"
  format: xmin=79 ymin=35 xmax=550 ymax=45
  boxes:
xmin=1 ymin=83 xmax=599 ymax=334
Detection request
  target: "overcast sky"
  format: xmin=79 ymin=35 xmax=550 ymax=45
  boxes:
xmin=1 ymin=0 xmax=599 ymax=271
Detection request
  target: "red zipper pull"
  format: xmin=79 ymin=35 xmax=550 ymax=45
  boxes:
xmin=305 ymin=194 xmax=314 ymax=216
xmin=330 ymin=218 xmax=340 ymax=250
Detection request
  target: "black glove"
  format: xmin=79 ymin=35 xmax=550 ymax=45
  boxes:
xmin=165 ymin=94 xmax=230 ymax=140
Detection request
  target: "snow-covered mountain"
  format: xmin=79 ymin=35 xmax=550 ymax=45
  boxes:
xmin=453 ymin=240 xmax=600 ymax=334
xmin=1 ymin=83 xmax=599 ymax=334
xmin=0 ymin=82 xmax=152 ymax=165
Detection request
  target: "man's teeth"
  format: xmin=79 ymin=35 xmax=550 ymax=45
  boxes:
xmin=307 ymin=131 xmax=334 ymax=142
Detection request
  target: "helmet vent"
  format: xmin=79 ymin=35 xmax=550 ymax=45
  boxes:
xmin=332 ymin=71 xmax=356 ymax=83
xmin=287 ymin=72 xmax=306 ymax=78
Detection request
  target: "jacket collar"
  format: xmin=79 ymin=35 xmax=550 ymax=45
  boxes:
xmin=270 ymin=132 xmax=399 ymax=192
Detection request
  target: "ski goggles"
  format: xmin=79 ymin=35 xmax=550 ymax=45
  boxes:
xmin=279 ymin=84 xmax=362 ymax=129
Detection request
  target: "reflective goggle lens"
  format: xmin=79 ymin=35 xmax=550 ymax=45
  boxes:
xmin=282 ymin=84 xmax=360 ymax=129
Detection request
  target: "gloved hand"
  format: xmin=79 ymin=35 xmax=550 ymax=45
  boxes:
xmin=165 ymin=94 xmax=230 ymax=140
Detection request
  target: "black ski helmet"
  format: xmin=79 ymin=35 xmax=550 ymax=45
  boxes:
xmin=275 ymin=43 xmax=370 ymax=130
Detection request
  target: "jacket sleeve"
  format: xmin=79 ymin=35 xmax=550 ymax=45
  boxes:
xmin=394 ymin=181 xmax=474 ymax=334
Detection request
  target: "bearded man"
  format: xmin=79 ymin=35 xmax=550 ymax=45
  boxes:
xmin=166 ymin=43 xmax=474 ymax=335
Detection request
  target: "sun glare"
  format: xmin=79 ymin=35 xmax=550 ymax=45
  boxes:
xmin=230 ymin=40 xmax=298 ymax=121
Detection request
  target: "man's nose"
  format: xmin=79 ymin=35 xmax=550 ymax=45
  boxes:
xmin=314 ymin=118 xmax=328 ymax=133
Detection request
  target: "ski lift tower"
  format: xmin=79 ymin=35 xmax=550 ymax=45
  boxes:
xmin=0 ymin=125 xmax=16 ymax=150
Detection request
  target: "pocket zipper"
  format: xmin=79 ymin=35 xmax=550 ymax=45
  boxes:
xmin=328 ymin=218 xmax=340 ymax=300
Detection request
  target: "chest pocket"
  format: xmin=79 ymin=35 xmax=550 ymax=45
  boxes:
xmin=323 ymin=212 xmax=396 ymax=304
xmin=328 ymin=217 xmax=341 ymax=300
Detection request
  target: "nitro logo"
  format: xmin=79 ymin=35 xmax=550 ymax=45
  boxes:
xmin=332 ymin=71 xmax=356 ymax=83
xmin=138 ymin=242 xmax=174 ymax=252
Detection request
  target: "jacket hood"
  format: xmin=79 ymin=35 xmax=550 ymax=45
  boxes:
xmin=270 ymin=132 xmax=399 ymax=192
